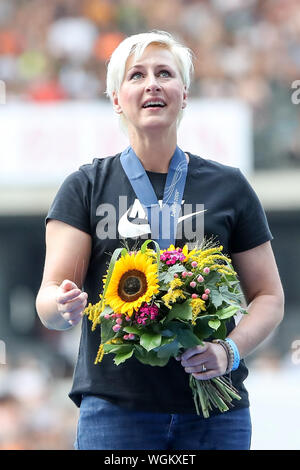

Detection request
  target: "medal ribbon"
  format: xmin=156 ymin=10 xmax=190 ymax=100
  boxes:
xmin=120 ymin=145 xmax=188 ymax=249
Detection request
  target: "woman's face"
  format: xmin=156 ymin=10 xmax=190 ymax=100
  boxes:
xmin=113 ymin=44 xmax=187 ymax=135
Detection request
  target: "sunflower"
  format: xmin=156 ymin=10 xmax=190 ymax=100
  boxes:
xmin=104 ymin=252 xmax=159 ymax=317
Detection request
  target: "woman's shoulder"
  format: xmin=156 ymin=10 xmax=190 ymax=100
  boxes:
xmin=78 ymin=152 xmax=121 ymax=178
xmin=188 ymin=152 xmax=240 ymax=177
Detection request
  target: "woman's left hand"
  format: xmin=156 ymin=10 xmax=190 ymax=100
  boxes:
xmin=177 ymin=342 xmax=228 ymax=380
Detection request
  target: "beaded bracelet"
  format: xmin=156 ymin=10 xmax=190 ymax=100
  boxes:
xmin=225 ymin=337 xmax=240 ymax=371
xmin=212 ymin=339 xmax=234 ymax=374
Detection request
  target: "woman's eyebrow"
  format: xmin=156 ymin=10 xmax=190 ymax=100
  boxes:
xmin=128 ymin=63 xmax=173 ymax=71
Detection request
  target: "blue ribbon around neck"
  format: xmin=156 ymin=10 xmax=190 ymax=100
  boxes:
xmin=120 ymin=145 xmax=188 ymax=249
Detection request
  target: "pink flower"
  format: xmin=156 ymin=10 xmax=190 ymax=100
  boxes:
xmin=192 ymin=293 xmax=198 ymax=299
xmin=205 ymin=288 xmax=210 ymax=294
xmin=191 ymin=261 xmax=198 ymax=268
xmin=104 ymin=314 xmax=111 ymax=319
xmin=128 ymin=334 xmax=135 ymax=340
xmin=160 ymin=248 xmax=186 ymax=264
xmin=203 ymin=267 xmax=210 ymax=274
xmin=134 ymin=303 xmax=159 ymax=326
xmin=116 ymin=318 xmax=123 ymax=325
xmin=202 ymin=294 xmax=208 ymax=300
xmin=190 ymin=281 xmax=196 ymax=288
xmin=197 ymin=275 xmax=204 ymax=282
xmin=112 ymin=324 xmax=121 ymax=332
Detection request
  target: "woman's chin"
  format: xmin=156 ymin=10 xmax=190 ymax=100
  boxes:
xmin=138 ymin=116 xmax=176 ymax=133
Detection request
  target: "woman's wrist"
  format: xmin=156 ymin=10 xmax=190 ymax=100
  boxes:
xmin=36 ymin=285 xmax=73 ymax=331
xmin=225 ymin=337 xmax=240 ymax=371
xmin=212 ymin=337 xmax=240 ymax=373
xmin=212 ymin=339 xmax=233 ymax=374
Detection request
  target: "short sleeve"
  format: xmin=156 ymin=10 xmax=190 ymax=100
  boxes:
xmin=230 ymin=169 xmax=273 ymax=253
xmin=45 ymin=169 xmax=91 ymax=234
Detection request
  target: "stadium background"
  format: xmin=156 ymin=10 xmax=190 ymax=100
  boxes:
xmin=0 ymin=0 xmax=299 ymax=450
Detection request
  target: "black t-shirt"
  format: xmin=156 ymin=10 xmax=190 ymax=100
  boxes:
xmin=45 ymin=152 xmax=273 ymax=415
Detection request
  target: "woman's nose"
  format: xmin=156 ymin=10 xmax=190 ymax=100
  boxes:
xmin=145 ymin=74 xmax=161 ymax=92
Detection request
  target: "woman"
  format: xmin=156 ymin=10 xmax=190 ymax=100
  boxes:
xmin=36 ymin=31 xmax=284 ymax=450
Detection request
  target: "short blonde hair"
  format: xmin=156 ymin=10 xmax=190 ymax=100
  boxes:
xmin=105 ymin=30 xmax=194 ymax=103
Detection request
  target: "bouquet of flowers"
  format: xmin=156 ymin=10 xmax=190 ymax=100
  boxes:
xmin=84 ymin=238 xmax=247 ymax=418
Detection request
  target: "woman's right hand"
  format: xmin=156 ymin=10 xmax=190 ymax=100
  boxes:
xmin=56 ymin=279 xmax=88 ymax=326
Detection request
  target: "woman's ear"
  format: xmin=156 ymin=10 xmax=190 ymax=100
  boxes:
xmin=182 ymin=86 xmax=188 ymax=109
xmin=112 ymin=91 xmax=122 ymax=114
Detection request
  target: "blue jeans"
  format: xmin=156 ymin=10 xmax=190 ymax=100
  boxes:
xmin=75 ymin=395 xmax=252 ymax=450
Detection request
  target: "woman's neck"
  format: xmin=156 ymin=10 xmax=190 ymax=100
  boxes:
xmin=128 ymin=128 xmax=178 ymax=173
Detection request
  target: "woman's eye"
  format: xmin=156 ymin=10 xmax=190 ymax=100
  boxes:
xmin=130 ymin=72 xmax=143 ymax=80
xmin=159 ymin=70 xmax=171 ymax=77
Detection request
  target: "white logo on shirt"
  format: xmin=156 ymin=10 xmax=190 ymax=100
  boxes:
xmin=118 ymin=199 xmax=205 ymax=239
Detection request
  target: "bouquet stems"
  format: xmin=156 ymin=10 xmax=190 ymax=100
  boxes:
xmin=189 ymin=374 xmax=241 ymax=418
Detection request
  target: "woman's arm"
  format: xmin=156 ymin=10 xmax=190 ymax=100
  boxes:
xmin=179 ymin=241 xmax=284 ymax=379
xmin=228 ymin=240 xmax=284 ymax=358
xmin=36 ymin=220 xmax=92 ymax=331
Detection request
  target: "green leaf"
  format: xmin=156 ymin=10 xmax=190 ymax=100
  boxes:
xmin=166 ymin=323 xmax=203 ymax=349
xmin=100 ymin=305 xmax=114 ymax=318
xmin=217 ymin=305 xmax=240 ymax=320
xmin=100 ymin=319 xmax=115 ymax=344
xmin=114 ymin=348 xmax=134 ymax=365
xmin=204 ymin=271 xmax=220 ymax=289
xmin=208 ymin=319 xmax=221 ymax=330
xmin=123 ymin=325 xmax=143 ymax=336
xmin=103 ymin=343 xmax=133 ymax=354
xmin=161 ymin=329 xmax=174 ymax=337
xmin=140 ymin=239 xmax=160 ymax=272
xmin=209 ymin=289 xmax=223 ymax=308
xmin=219 ymin=285 xmax=240 ymax=305
xmin=159 ymin=264 xmax=186 ymax=284
xmin=155 ymin=339 xmax=180 ymax=359
xmin=193 ymin=315 xmax=218 ymax=340
xmin=140 ymin=332 xmax=162 ymax=351
xmin=121 ymin=247 xmax=128 ymax=257
xmin=166 ymin=300 xmax=192 ymax=322
xmin=134 ymin=345 xmax=169 ymax=366
xmin=102 ymin=247 xmax=124 ymax=299
xmin=178 ymin=329 xmax=203 ymax=348
xmin=211 ymin=320 xmax=227 ymax=340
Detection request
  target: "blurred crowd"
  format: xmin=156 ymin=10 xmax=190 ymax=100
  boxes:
xmin=0 ymin=354 xmax=78 ymax=450
xmin=0 ymin=325 xmax=81 ymax=450
xmin=1 ymin=0 xmax=299 ymax=450
xmin=0 ymin=340 xmax=298 ymax=450
xmin=0 ymin=0 xmax=300 ymax=167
